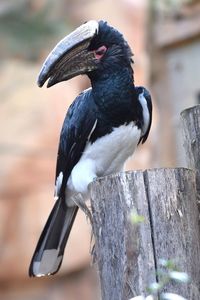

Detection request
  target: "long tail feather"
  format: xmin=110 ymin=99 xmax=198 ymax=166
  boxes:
xmin=29 ymin=199 xmax=78 ymax=277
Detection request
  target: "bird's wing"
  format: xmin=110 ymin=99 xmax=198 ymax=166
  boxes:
xmin=54 ymin=88 xmax=97 ymax=200
xmin=137 ymin=86 xmax=153 ymax=145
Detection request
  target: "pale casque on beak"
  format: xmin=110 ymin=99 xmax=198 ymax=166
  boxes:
xmin=37 ymin=20 xmax=99 ymax=88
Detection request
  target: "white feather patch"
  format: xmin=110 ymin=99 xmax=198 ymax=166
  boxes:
xmin=54 ymin=172 xmax=63 ymax=199
xmin=87 ymin=119 xmax=98 ymax=141
xmin=67 ymin=122 xmax=141 ymax=198
xmin=138 ymin=92 xmax=150 ymax=136
xmin=33 ymin=249 xmax=62 ymax=277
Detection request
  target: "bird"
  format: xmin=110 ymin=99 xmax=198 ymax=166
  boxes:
xmin=29 ymin=20 xmax=152 ymax=277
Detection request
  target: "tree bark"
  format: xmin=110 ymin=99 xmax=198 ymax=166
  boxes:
xmin=144 ymin=168 xmax=200 ymax=299
xmin=90 ymin=168 xmax=200 ymax=300
xmin=181 ymin=105 xmax=200 ymax=196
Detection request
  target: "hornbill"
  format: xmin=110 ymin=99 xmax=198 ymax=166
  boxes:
xmin=29 ymin=20 xmax=152 ymax=277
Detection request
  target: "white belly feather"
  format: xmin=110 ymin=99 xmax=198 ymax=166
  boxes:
xmin=66 ymin=122 xmax=141 ymax=200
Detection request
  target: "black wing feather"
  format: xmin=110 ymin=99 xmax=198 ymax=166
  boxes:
xmin=29 ymin=89 xmax=97 ymax=276
xmin=55 ymin=88 xmax=97 ymax=199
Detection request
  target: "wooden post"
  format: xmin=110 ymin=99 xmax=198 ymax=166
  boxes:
xmin=90 ymin=168 xmax=200 ymax=300
xmin=145 ymin=168 xmax=200 ymax=299
xmin=181 ymin=105 xmax=200 ymax=196
xmin=90 ymin=171 xmax=157 ymax=300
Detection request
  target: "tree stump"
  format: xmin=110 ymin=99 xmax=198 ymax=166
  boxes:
xmin=90 ymin=168 xmax=200 ymax=300
xmin=181 ymin=105 xmax=200 ymax=198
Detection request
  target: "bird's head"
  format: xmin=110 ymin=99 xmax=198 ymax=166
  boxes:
xmin=38 ymin=20 xmax=133 ymax=88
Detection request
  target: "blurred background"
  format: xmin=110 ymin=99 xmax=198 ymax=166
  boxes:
xmin=0 ymin=0 xmax=200 ymax=299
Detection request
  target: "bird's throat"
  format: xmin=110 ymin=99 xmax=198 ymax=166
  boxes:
xmin=91 ymin=67 xmax=135 ymax=122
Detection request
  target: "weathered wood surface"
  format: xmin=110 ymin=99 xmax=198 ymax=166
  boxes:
xmin=181 ymin=105 xmax=200 ymax=195
xmin=145 ymin=168 xmax=200 ymax=299
xmin=90 ymin=168 xmax=200 ymax=300
xmin=90 ymin=171 xmax=157 ymax=300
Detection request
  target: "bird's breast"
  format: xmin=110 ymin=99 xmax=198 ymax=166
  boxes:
xmin=82 ymin=121 xmax=141 ymax=175
xmin=66 ymin=121 xmax=141 ymax=199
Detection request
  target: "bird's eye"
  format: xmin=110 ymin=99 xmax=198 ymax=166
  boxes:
xmin=94 ymin=45 xmax=107 ymax=60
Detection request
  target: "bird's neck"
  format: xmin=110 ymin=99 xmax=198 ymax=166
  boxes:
xmin=90 ymin=67 xmax=137 ymax=122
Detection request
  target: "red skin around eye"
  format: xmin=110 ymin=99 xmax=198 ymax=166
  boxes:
xmin=94 ymin=45 xmax=107 ymax=60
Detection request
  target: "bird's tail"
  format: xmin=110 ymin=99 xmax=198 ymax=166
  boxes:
xmin=29 ymin=198 xmax=78 ymax=277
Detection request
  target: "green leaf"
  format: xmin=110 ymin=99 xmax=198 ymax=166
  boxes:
xmin=130 ymin=210 xmax=145 ymax=224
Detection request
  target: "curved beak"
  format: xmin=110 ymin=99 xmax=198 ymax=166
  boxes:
xmin=37 ymin=20 xmax=99 ymax=88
